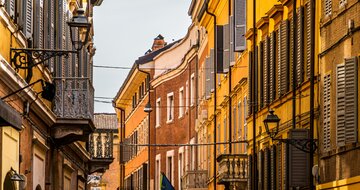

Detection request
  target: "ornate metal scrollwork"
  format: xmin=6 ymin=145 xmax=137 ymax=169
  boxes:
xmin=275 ymin=138 xmax=318 ymax=153
xmin=10 ymin=48 xmax=77 ymax=82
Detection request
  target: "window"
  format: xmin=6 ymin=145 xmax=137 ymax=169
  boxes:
xmin=186 ymin=80 xmax=189 ymax=112
xmin=166 ymin=150 xmax=174 ymax=183
xmin=155 ymin=154 xmax=161 ymax=190
xmin=156 ymin=98 xmax=161 ymax=127
xmin=178 ymin=147 xmax=184 ymax=190
xmin=179 ymin=87 xmax=184 ymax=118
xmin=223 ymin=117 xmax=227 ymax=151
xmin=190 ymin=73 xmax=195 ymax=106
xmin=324 ymin=0 xmax=332 ymax=16
xmin=339 ymin=0 xmax=347 ymax=7
xmin=167 ymin=92 xmax=174 ymax=122
xmin=217 ymin=124 xmax=221 ymax=154
xmin=233 ymin=107 xmax=237 ymax=152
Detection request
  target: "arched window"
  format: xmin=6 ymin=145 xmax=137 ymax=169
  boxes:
xmin=3 ymin=171 xmax=16 ymax=190
xmin=36 ymin=184 xmax=42 ymax=190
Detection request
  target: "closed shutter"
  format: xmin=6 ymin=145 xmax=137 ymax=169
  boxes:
xmin=259 ymin=42 xmax=264 ymax=108
xmin=205 ymin=57 xmax=211 ymax=99
xmin=216 ymin=25 xmax=224 ymax=73
xmin=336 ymin=64 xmax=346 ymax=146
xmin=223 ymin=24 xmax=230 ymax=73
xmin=65 ymin=11 xmax=72 ymax=77
xmin=269 ymin=32 xmax=276 ymax=102
xmin=5 ymin=0 xmax=15 ymax=18
xmin=263 ymin=37 xmax=270 ymax=106
xmin=248 ymin=51 xmax=253 ymax=116
xmin=142 ymin=164 xmax=148 ymax=190
xmin=344 ymin=57 xmax=358 ymax=144
xmin=289 ymin=129 xmax=309 ymax=188
xmin=296 ymin=7 xmax=304 ymax=86
xmin=264 ymin=148 xmax=270 ymax=190
xmin=278 ymin=20 xmax=289 ymax=97
xmin=270 ymin=146 xmax=276 ymax=190
xmin=305 ymin=3 xmax=313 ymax=80
xmin=34 ymin=0 xmax=44 ymax=48
xmin=289 ymin=18 xmax=294 ymax=90
xmin=48 ymin=0 xmax=55 ymax=72
xmin=121 ymin=138 xmax=131 ymax=163
xmin=258 ymin=150 xmax=263 ymax=190
xmin=24 ymin=0 xmax=33 ymax=38
xmin=234 ymin=0 xmax=246 ymax=51
xmin=283 ymin=143 xmax=288 ymax=190
xmin=324 ymin=0 xmax=332 ymax=16
xmin=323 ymin=74 xmax=331 ymax=151
xmin=210 ymin=49 xmax=215 ymax=92
xmin=254 ymin=46 xmax=258 ymax=113
xmin=230 ymin=16 xmax=235 ymax=66
xmin=276 ymin=144 xmax=282 ymax=190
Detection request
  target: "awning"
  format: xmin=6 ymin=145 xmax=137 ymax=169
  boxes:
xmin=0 ymin=99 xmax=22 ymax=130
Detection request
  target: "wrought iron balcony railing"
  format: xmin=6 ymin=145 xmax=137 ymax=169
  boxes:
xmin=181 ymin=170 xmax=208 ymax=189
xmin=88 ymin=132 xmax=114 ymax=173
xmin=53 ymin=77 xmax=94 ymax=120
xmin=216 ymin=154 xmax=248 ymax=184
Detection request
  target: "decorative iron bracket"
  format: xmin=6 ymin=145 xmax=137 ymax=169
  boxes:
xmin=10 ymin=48 xmax=78 ymax=82
xmin=272 ymin=138 xmax=318 ymax=153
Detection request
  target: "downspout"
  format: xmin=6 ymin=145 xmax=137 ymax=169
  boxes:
xmin=228 ymin=0 xmax=233 ymax=155
xmin=309 ymin=0 xmax=315 ymax=189
xmin=113 ymin=105 xmax=125 ymax=188
xmin=204 ymin=1 xmax=217 ymax=189
xmin=252 ymin=0 xmax=257 ymax=189
xmin=137 ymin=65 xmax=151 ymax=190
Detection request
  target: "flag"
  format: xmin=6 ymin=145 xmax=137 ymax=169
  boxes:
xmin=160 ymin=172 xmax=175 ymax=190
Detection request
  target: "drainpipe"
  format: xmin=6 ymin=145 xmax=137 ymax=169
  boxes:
xmin=228 ymin=0 xmax=233 ymax=155
xmin=309 ymin=0 xmax=315 ymax=189
xmin=252 ymin=0 xmax=257 ymax=188
xmin=137 ymin=65 xmax=151 ymax=190
xmin=204 ymin=1 xmax=217 ymax=189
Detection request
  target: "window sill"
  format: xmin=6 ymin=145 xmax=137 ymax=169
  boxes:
xmin=178 ymin=115 xmax=184 ymax=119
xmin=155 ymin=125 xmax=161 ymax=128
xmin=166 ymin=120 xmax=174 ymax=124
xmin=321 ymin=142 xmax=359 ymax=159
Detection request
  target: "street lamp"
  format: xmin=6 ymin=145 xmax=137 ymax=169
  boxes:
xmin=263 ymin=110 xmax=317 ymax=153
xmin=144 ymin=102 xmax=153 ymax=113
xmin=68 ymin=8 xmax=91 ymax=51
xmin=263 ymin=109 xmax=280 ymax=139
xmin=10 ymin=7 xmax=91 ymax=82
xmin=10 ymin=168 xmax=24 ymax=182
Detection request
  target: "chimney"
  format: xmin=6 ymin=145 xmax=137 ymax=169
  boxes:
xmin=151 ymin=34 xmax=166 ymax=51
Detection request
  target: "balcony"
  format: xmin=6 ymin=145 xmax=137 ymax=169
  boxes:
xmin=216 ymin=154 xmax=248 ymax=188
xmin=51 ymin=78 xmax=95 ymax=145
xmin=88 ymin=132 xmax=114 ymax=173
xmin=181 ymin=170 xmax=208 ymax=190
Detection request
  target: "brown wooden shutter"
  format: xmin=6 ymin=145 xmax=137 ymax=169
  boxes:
xmin=259 ymin=42 xmax=264 ymax=108
xmin=283 ymin=143 xmax=288 ymax=190
xmin=305 ymin=3 xmax=313 ymax=80
xmin=270 ymin=145 xmax=276 ymax=190
xmin=263 ymin=37 xmax=270 ymax=106
xmin=142 ymin=163 xmax=148 ymax=190
xmin=234 ymin=0 xmax=246 ymax=51
xmin=344 ymin=57 xmax=358 ymax=144
xmin=336 ymin=64 xmax=346 ymax=146
xmin=254 ymin=46 xmax=258 ymax=113
xmin=278 ymin=20 xmax=290 ymax=97
xmin=216 ymin=25 xmax=225 ymax=73
xmin=230 ymin=16 xmax=235 ymax=66
xmin=248 ymin=51 xmax=253 ymax=116
xmin=264 ymin=148 xmax=270 ymax=190
xmin=269 ymin=32 xmax=276 ymax=102
xmin=205 ymin=57 xmax=211 ymax=99
xmin=296 ymin=7 xmax=304 ymax=86
xmin=34 ymin=0 xmax=44 ymax=48
xmin=258 ymin=150 xmax=263 ymax=189
xmin=121 ymin=138 xmax=131 ymax=163
xmin=276 ymin=144 xmax=282 ymax=190
xmin=248 ymin=154 xmax=252 ymax=190
xmin=289 ymin=129 xmax=309 ymax=188
xmin=323 ymin=74 xmax=331 ymax=151
xmin=289 ymin=18 xmax=294 ymax=90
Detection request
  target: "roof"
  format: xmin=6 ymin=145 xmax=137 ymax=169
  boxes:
xmin=93 ymin=113 xmax=117 ymax=130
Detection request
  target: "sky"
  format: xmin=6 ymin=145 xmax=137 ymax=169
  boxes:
xmin=93 ymin=0 xmax=192 ymax=113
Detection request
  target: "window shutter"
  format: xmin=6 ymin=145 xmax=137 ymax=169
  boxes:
xmin=259 ymin=42 xmax=264 ymax=108
xmin=336 ymin=64 xmax=346 ymax=146
xmin=121 ymin=138 xmax=131 ymax=163
xmin=142 ymin=164 xmax=148 ymax=190
xmin=263 ymin=37 xmax=270 ymax=106
xmin=264 ymin=148 xmax=270 ymax=190
xmin=5 ymin=0 xmax=16 ymax=18
xmin=289 ymin=18 xmax=294 ymax=90
xmin=210 ymin=49 xmax=215 ymax=92
xmin=258 ymin=150 xmax=263 ymax=189
xmin=248 ymin=155 xmax=252 ymax=190
xmin=296 ymin=7 xmax=304 ymax=86
xmin=324 ymin=0 xmax=332 ymax=16
xmin=254 ymin=46 xmax=258 ymax=113
xmin=270 ymin=146 xmax=276 ymax=190
xmin=223 ymin=24 xmax=230 ymax=73
xmin=205 ymin=57 xmax=211 ymax=99
xmin=234 ymin=0 xmax=246 ymax=51
xmin=230 ymin=16 xmax=235 ymax=66
xmin=24 ymin=0 xmax=33 ymax=38
xmin=276 ymin=144 xmax=282 ymax=190
xmin=283 ymin=143 xmax=288 ymax=190
xmin=48 ymin=0 xmax=55 ymax=72
xmin=248 ymin=51 xmax=253 ymax=116
xmin=305 ymin=3 xmax=313 ymax=80
xmin=278 ymin=20 xmax=289 ymax=97
xmin=323 ymin=74 xmax=331 ymax=151
xmin=344 ymin=57 xmax=358 ymax=144
xmin=216 ymin=25 xmax=226 ymax=73
xmin=34 ymin=0 xmax=44 ymax=48
xmin=269 ymin=32 xmax=276 ymax=102
xmin=289 ymin=129 xmax=309 ymax=188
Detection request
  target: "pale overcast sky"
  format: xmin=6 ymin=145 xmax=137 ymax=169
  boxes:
xmin=93 ymin=1 xmax=192 ymax=113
